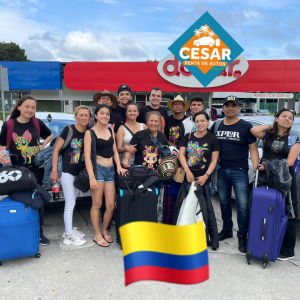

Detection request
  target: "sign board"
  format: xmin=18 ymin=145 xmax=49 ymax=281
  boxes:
xmin=0 ymin=66 xmax=9 ymax=91
xmin=251 ymin=93 xmax=294 ymax=99
xmin=157 ymin=54 xmax=248 ymax=88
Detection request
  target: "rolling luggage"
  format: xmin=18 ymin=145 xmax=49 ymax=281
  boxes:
xmin=0 ymin=197 xmax=41 ymax=265
xmin=246 ymin=170 xmax=288 ymax=268
xmin=162 ymin=181 xmax=177 ymax=224
xmin=115 ymin=188 xmax=159 ymax=246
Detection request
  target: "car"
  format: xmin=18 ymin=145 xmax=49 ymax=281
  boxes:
xmin=216 ymin=108 xmax=223 ymax=118
xmin=239 ymin=108 xmax=255 ymax=116
xmin=193 ymin=37 xmax=220 ymax=47
xmin=256 ymin=109 xmax=270 ymax=115
xmin=214 ymin=116 xmax=300 ymax=219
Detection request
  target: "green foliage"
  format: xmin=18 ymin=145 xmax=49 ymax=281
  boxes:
xmin=0 ymin=42 xmax=30 ymax=61
xmin=0 ymin=112 xmax=11 ymax=121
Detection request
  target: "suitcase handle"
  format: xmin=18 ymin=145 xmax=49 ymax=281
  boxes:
xmin=262 ymin=218 xmax=267 ymax=241
xmin=254 ymin=167 xmax=259 ymax=188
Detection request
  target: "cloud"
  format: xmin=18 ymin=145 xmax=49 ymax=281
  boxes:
xmin=94 ymin=0 xmax=119 ymax=4
xmin=118 ymin=37 xmax=148 ymax=59
xmin=29 ymin=31 xmax=58 ymax=43
xmin=285 ymin=43 xmax=300 ymax=58
xmin=28 ymin=0 xmax=45 ymax=8
xmin=29 ymin=7 xmax=38 ymax=13
xmin=140 ymin=7 xmax=169 ymax=13
xmin=123 ymin=9 xmax=136 ymax=17
xmin=23 ymin=41 xmax=55 ymax=60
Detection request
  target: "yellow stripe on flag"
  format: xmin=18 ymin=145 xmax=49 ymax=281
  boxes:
xmin=120 ymin=221 xmax=207 ymax=256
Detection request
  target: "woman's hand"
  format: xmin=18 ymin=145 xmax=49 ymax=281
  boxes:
xmin=186 ymin=169 xmax=194 ymax=183
xmin=117 ymin=167 xmax=128 ymax=176
xmin=38 ymin=142 xmax=45 ymax=151
xmin=50 ymin=171 xmax=59 ymax=183
xmin=258 ymin=164 xmax=265 ymax=171
xmin=122 ymin=159 xmax=130 ymax=168
xmin=90 ymin=177 xmax=98 ymax=190
xmin=196 ymin=175 xmax=207 ymax=186
xmin=127 ymin=144 xmax=137 ymax=155
xmin=171 ymin=150 xmax=178 ymax=157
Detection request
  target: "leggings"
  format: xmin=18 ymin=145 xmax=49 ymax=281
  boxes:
xmin=61 ymin=172 xmax=80 ymax=236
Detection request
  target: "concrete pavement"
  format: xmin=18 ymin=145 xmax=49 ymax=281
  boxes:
xmin=0 ymin=195 xmax=299 ymax=300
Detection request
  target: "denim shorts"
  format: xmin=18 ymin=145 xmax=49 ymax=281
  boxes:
xmin=96 ymin=164 xmax=115 ymax=183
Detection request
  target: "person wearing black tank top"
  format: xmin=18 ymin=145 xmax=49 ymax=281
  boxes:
xmin=84 ymin=104 xmax=128 ymax=247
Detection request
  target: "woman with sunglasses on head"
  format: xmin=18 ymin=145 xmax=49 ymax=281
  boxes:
xmin=84 ymin=104 xmax=128 ymax=247
xmin=251 ymin=109 xmax=300 ymax=261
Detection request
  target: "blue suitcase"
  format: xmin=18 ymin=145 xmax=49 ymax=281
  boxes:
xmin=246 ymin=171 xmax=288 ymax=268
xmin=0 ymin=197 xmax=41 ymax=265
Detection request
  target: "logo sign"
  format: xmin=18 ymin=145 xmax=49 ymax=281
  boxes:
xmin=0 ymin=170 xmax=22 ymax=183
xmin=157 ymin=54 xmax=248 ymax=88
xmin=251 ymin=93 xmax=294 ymax=99
xmin=168 ymin=12 xmax=244 ymax=87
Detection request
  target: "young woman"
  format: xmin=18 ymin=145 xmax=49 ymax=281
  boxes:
xmin=179 ymin=111 xmax=220 ymax=195
xmin=0 ymin=95 xmax=53 ymax=246
xmin=251 ymin=109 xmax=300 ymax=261
xmin=50 ymin=105 xmax=91 ymax=246
xmin=116 ymin=102 xmax=147 ymax=165
xmin=85 ymin=104 xmax=127 ymax=247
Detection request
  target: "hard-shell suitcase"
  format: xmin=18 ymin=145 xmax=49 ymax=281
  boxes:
xmin=246 ymin=171 xmax=288 ymax=268
xmin=115 ymin=188 xmax=159 ymax=246
xmin=0 ymin=197 xmax=41 ymax=265
xmin=162 ymin=181 xmax=177 ymax=224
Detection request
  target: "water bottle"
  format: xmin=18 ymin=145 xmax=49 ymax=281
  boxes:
xmin=52 ymin=182 xmax=60 ymax=201
xmin=0 ymin=148 xmax=12 ymax=166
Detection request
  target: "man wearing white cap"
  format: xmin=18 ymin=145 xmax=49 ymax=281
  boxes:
xmin=166 ymin=95 xmax=189 ymax=148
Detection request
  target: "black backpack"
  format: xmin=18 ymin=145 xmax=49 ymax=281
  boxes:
xmin=0 ymin=165 xmax=38 ymax=195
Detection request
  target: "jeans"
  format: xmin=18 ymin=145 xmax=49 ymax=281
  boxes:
xmin=217 ymin=168 xmax=250 ymax=238
xmin=96 ymin=164 xmax=115 ymax=182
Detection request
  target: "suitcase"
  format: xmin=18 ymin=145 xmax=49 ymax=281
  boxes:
xmin=115 ymin=188 xmax=159 ymax=246
xmin=246 ymin=171 xmax=288 ymax=268
xmin=0 ymin=197 xmax=41 ymax=265
xmin=162 ymin=181 xmax=177 ymax=224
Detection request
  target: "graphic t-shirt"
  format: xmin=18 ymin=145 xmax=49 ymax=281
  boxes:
xmin=60 ymin=124 xmax=86 ymax=176
xmin=130 ymin=130 xmax=169 ymax=171
xmin=137 ymin=106 xmax=168 ymax=134
xmin=180 ymin=132 xmax=220 ymax=183
xmin=211 ymin=119 xmax=256 ymax=169
xmin=112 ymin=104 xmax=126 ymax=124
xmin=166 ymin=115 xmax=187 ymax=148
xmin=0 ymin=118 xmax=52 ymax=182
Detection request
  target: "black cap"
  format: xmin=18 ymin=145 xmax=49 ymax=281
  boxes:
xmin=117 ymin=84 xmax=132 ymax=94
xmin=223 ymin=95 xmax=240 ymax=106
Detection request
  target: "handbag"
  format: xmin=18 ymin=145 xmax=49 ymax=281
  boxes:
xmin=73 ymin=129 xmax=97 ymax=193
xmin=173 ymin=166 xmax=185 ymax=183
xmin=147 ymin=130 xmax=171 ymax=159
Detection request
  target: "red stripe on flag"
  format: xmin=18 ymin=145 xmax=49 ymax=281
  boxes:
xmin=125 ymin=264 xmax=209 ymax=286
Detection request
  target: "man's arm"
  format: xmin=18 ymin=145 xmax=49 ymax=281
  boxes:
xmin=249 ymin=142 xmax=259 ymax=173
xmin=177 ymin=122 xmax=185 ymax=148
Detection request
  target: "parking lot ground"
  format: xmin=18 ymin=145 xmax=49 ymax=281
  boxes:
xmin=0 ymin=195 xmax=299 ymax=300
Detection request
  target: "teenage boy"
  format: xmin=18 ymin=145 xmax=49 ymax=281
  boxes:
xmin=92 ymin=90 xmax=121 ymax=133
xmin=177 ymin=96 xmax=205 ymax=146
xmin=210 ymin=96 xmax=259 ymax=253
xmin=112 ymin=84 xmax=132 ymax=124
xmin=166 ymin=95 xmax=189 ymax=148
xmin=137 ymin=87 xmax=168 ymax=134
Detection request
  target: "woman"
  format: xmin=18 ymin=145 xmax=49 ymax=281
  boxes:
xmin=251 ymin=109 xmax=300 ymax=261
xmin=50 ymin=105 xmax=91 ymax=246
xmin=85 ymin=104 xmax=127 ymax=247
xmin=116 ymin=102 xmax=147 ymax=165
xmin=0 ymin=95 xmax=53 ymax=246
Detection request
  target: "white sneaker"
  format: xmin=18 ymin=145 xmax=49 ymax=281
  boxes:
xmin=63 ymin=235 xmax=87 ymax=246
xmin=62 ymin=227 xmax=85 ymax=239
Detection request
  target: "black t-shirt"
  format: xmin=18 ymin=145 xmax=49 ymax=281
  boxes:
xmin=130 ymin=130 xmax=169 ymax=171
xmin=137 ymin=106 xmax=168 ymax=134
xmin=107 ymin=112 xmax=121 ymax=133
xmin=60 ymin=124 xmax=85 ymax=176
xmin=0 ymin=118 xmax=52 ymax=180
xmin=166 ymin=115 xmax=187 ymax=148
xmin=112 ymin=104 xmax=126 ymax=124
xmin=180 ymin=132 xmax=220 ymax=182
xmin=211 ymin=119 xmax=256 ymax=169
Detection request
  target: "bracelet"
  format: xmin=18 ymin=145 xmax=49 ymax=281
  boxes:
xmin=205 ymin=173 xmax=210 ymax=178
xmin=89 ymin=176 xmax=95 ymax=180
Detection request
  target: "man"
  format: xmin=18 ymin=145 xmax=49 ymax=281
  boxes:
xmin=210 ymin=96 xmax=259 ymax=253
xmin=92 ymin=90 xmax=121 ymax=133
xmin=112 ymin=84 xmax=132 ymax=124
xmin=165 ymin=95 xmax=189 ymax=148
xmin=177 ymin=96 xmax=205 ymax=146
xmin=137 ymin=87 xmax=168 ymax=134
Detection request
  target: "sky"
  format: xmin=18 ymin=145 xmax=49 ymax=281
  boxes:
xmin=0 ymin=0 xmax=300 ymax=62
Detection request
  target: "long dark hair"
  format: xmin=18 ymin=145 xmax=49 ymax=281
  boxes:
xmin=10 ymin=96 xmax=37 ymax=119
xmin=263 ymin=109 xmax=294 ymax=152
xmin=94 ymin=104 xmax=111 ymax=122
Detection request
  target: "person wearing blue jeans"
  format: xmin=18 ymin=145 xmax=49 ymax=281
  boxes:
xmin=211 ymin=96 xmax=259 ymax=253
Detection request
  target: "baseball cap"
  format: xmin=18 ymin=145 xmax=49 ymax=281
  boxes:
xmin=117 ymin=84 xmax=132 ymax=94
xmin=223 ymin=95 xmax=240 ymax=106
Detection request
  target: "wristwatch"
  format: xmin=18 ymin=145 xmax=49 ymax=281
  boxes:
xmin=205 ymin=173 xmax=210 ymax=178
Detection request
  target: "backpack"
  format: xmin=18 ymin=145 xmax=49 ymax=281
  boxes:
xmin=6 ymin=117 xmax=40 ymax=148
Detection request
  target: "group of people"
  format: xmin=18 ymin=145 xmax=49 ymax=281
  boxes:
xmin=0 ymin=86 xmax=298 ymax=261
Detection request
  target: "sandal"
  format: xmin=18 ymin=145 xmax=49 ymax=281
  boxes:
xmin=102 ymin=231 xmax=113 ymax=243
xmin=93 ymin=234 xmax=109 ymax=247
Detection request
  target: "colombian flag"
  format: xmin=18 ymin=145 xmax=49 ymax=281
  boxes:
xmin=120 ymin=221 xmax=209 ymax=286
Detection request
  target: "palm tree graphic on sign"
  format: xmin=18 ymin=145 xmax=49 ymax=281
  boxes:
xmin=193 ymin=25 xmax=220 ymax=47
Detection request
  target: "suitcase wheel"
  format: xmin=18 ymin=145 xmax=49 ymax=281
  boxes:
xmin=120 ymin=190 xmax=123 ymax=197
xmin=262 ymin=263 xmax=267 ymax=269
xmin=35 ymin=253 xmax=41 ymax=258
xmin=246 ymin=251 xmax=252 ymax=265
xmin=262 ymin=254 xmax=269 ymax=269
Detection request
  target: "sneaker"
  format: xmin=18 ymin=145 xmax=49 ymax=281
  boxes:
xmin=63 ymin=235 xmax=87 ymax=246
xmin=40 ymin=236 xmax=50 ymax=246
xmin=62 ymin=227 xmax=85 ymax=239
xmin=238 ymin=237 xmax=247 ymax=253
xmin=218 ymin=229 xmax=233 ymax=241
xmin=277 ymin=254 xmax=295 ymax=261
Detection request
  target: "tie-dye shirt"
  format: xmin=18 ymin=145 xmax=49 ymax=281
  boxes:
xmin=166 ymin=115 xmax=187 ymax=148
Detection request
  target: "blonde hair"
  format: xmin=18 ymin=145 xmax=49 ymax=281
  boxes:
xmin=74 ymin=105 xmax=91 ymax=116
xmin=145 ymin=111 xmax=162 ymax=123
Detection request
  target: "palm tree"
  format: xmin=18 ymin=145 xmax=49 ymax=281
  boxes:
xmin=200 ymin=24 xmax=210 ymax=36
xmin=208 ymin=30 xmax=216 ymax=37
xmin=194 ymin=28 xmax=202 ymax=37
